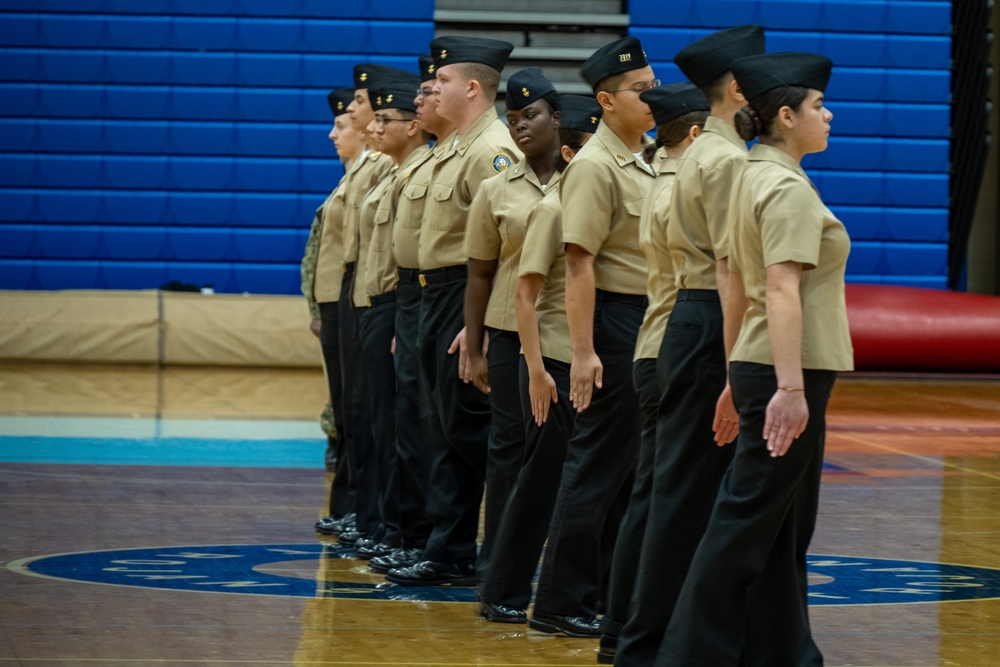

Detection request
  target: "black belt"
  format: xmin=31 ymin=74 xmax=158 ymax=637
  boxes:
xmin=342 ymin=261 xmax=356 ymax=275
xmin=367 ymin=292 xmax=397 ymax=307
xmin=676 ymin=288 xmax=719 ymax=303
xmin=396 ymin=267 xmax=421 ymax=284
xmin=419 ymin=264 xmax=467 ymax=287
xmin=596 ymin=288 xmax=648 ymax=309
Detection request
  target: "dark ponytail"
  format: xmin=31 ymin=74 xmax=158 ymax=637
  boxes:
xmin=643 ymin=110 xmax=710 ymax=163
xmin=734 ymin=86 xmax=810 ymax=141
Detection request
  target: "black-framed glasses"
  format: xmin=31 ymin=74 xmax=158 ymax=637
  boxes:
xmin=609 ymin=78 xmax=661 ymax=95
xmin=373 ymin=116 xmax=412 ymax=127
xmin=416 ymin=86 xmax=434 ymax=98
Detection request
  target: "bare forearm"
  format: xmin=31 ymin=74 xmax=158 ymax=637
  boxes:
xmin=515 ymin=276 xmax=545 ymax=375
xmin=565 ymin=247 xmax=596 ymax=355
xmin=766 ymin=265 xmax=804 ymax=389
xmin=463 ymin=259 xmax=496 ymax=358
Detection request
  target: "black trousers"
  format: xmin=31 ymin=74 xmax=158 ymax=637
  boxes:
xmin=359 ymin=300 xmax=401 ymax=547
xmin=532 ymin=293 xmax=644 ymax=617
xmin=656 ymin=362 xmax=835 ymax=667
xmin=599 ymin=357 xmax=659 ymax=639
xmin=417 ymin=277 xmax=491 ymax=564
xmin=393 ymin=273 xmax=433 ymax=549
xmin=477 ymin=327 xmax=527 ymax=583
xmin=338 ymin=263 xmax=379 ymax=538
xmin=479 ymin=355 xmax=572 ymax=609
xmin=615 ymin=290 xmax=735 ymax=667
xmin=318 ymin=300 xmax=354 ymax=518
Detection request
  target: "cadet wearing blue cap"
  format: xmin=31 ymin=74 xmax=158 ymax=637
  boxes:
xmin=478 ymin=92 xmax=603 ymax=625
xmin=598 ymin=82 xmax=711 ymax=664
xmin=463 ymin=66 xmax=563 ymax=593
xmin=614 ymin=24 xmax=767 ymax=667
xmin=659 ymin=51 xmax=848 ymax=667
xmin=386 ymin=36 xmax=522 ymax=587
xmin=528 ymin=35 xmax=659 ymax=638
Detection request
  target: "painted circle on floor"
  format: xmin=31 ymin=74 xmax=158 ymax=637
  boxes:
xmin=8 ymin=544 xmax=1000 ymax=606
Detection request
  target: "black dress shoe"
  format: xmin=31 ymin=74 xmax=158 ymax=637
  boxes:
xmin=337 ymin=529 xmax=367 ymax=547
xmin=385 ymin=560 xmax=476 ymax=586
xmin=314 ymin=513 xmax=355 ymax=536
xmin=597 ymin=645 xmax=615 ymax=664
xmin=529 ymin=612 xmax=601 ymax=637
xmin=355 ymin=541 xmax=395 ymax=560
xmin=369 ymin=547 xmax=422 ymax=574
xmin=479 ymin=600 xmax=527 ymax=624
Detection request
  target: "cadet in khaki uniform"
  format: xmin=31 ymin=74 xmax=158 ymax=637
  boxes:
xmin=350 ymin=73 xmax=433 ymax=561
xmin=333 ymin=64 xmax=400 ymax=548
xmin=597 ymin=83 xmax=709 ymax=664
xmin=385 ymin=36 xmax=521 ymax=587
xmin=614 ymin=25 xmax=765 ymax=667
xmin=528 ymin=37 xmax=658 ymax=637
xmin=478 ymin=95 xmax=602 ymax=625
xmin=310 ymin=86 xmax=362 ymax=535
xmin=463 ymin=67 xmax=562 ymax=587
xmin=659 ymin=52 xmax=850 ymax=667
xmin=369 ymin=54 xmax=453 ymax=576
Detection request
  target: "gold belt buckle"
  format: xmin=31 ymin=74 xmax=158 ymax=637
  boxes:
xmin=418 ymin=274 xmax=427 ymax=287
xmin=366 ymin=296 xmax=373 ymax=307
xmin=341 ymin=261 xmax=347 ymax=274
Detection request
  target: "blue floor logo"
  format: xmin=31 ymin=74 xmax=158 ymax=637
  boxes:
xmin=8 ymin=544 xmax=1000 ymax=606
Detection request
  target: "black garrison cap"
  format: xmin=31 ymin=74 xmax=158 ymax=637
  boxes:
xmin=326 ymin=87 xmax=354 ymax=118
xmin=674 ymin=24 xmax=765 ymax=89
xmin=580 ymin=36 xmax=649 ymax=88
xmin=418 ymin=53 xmax=436 ymax=82
xmin=506 ymin=68 xmax=558 ymax=110
xmin=558 ymin=94 xmax=602 ymax=133
xmin=429 ymin=36 xmax=514 ymax=72
xmin=731 ymin=52 xmax=833 ymax=100
xmin=353 ymin=63 xmax=412 ymax=90
xmin=640 ymin=82 xmax=710 ymax=126
xmin=370 ymin=73 xmax=423 ymax=113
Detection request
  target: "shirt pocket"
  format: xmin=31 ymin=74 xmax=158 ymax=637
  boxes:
xmin=621 ymin=197 xmax=644 ymax=250
xmin=373 ymin=206 xmax=393 ymax=253
xmin=430 ymin=182 xmax=455 ymax=231
xmin=400 ymin=182 xmax=427 ymax=229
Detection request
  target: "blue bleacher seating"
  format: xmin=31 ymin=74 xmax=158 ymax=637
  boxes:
xmin=171 ymin=17 xmax=238 ymax=50
xmin=234 ymin=193 xmax=299 ymax=227
xmin=0 ymin=260 xmax=34 ymax=290
xmin=233 ymin=229 xmax=302 ymax=262
xmin=235 ymin=53 xmax=304 ymax=87
xmin=301 ymin=20 xmax=368 ymax=54
xmin=235 ymin=18 xmax=304 ymax=52
xmin=234 ymin=123 xmax=303 ymax=156
xmin=166 ymin=228 xmax=233 ymax=261
xmin=103 ymin=121 xmax=171 ymax=154
xmin=104 ymin=16 xmax=173 ymax=50
xmin=104 ymin=0 xmax=173 ymax=14
xmin=0 ymin=15 xmax=39 ymax=47
xmin=35 ymin=225 xmax=102 ymax=259
xmin=1 ymin=49 xmax=39 ymax=82
xmin=102 ymin=226 xmax=169 ymax=260
xmin=106 ymin=51 xmax=172 ymax=86
xmin=363 ymin=0 xmax=435 ymax=20
xmin=35 ymin=155 xmax=103 ymax=189
xmin=36 ymin=120 xmax=104 ymax=154
xmin=169 ymin=192 xmax=234 ymax=226
xmin=299 ymin=160 xmax=340 ymax=193
xmin=170 ymin=87 xmax=238 ymax=121
xmin=236 ymin=88 xmax=302 ymax=122
xmin=0 ymin=225 xmax=35 ymax=258
xmin=37 ymin=191 xmax=102 ymax=224
xmin=38 ymin=84 xmax=104 ymax=118
xmin=38 ymin=15 xmax=105 ymax=49
xmin=103 ymin=192 xmax=171 ymax=225
xmin=0 ymin=190 xmax=37 ymax=223
xmin=299 ymin=54 xmax=361 ymax=89
xmin=100 ymin=261 xmax=169 ymax=290
xmin=361 ymin=22 xmax=435 ymax=55
xmin=0 ymin=156 xmax=37 ymax=188
xmin=168 ymin=122 xmax=236 ymax=155
xmin=34 ymin=259 xmax=102 ymax=289
xmin=231 ymin=263 xmax=299 ymax=294
xmin=105 ymin=86 xmax=172 ymax=120
xmin=233 ymin=158 xmax=300 ymax=192
xmin=0 ymin=120 xmax=37 ymax=151
xmin=168 ymin=157 xmax=236 ymax=191
xmin=170 ymin=52 xmax=237 ymax=86
xmin=883 ymin=209 xmax=948 ymax=243
xmin=104 ymin=156 xmax=171 ymax=190
xmin=39 ymin=50 xmax=108 ymax=84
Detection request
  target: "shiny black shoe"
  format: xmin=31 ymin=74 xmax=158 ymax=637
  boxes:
xmin=369 ymin=547 xmax=422 ymax=574
xmin=355 ymin=540 xmax=395 ymax=560
xmin=337 ymin=529 xmax=367 ymax=547
xmin=529 ymin=612 xmax=601 ymax=637
xmin=479 ymin=600 xmax=527 ymax=624
xmin=385 ymin=560 xmax=477 ymax=586
xmin=314 ymin=512 xmax=355 ymax=536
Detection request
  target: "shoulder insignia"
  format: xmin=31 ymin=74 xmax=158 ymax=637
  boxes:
xmin=492 ymin=153 xmax=512 ymax=173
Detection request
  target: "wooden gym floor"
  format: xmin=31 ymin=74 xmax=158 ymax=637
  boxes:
xmin=1 ymin=362 xmax=998 ymax=667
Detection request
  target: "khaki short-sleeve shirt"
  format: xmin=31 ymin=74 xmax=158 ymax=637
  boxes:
xmin=393 ymin=141 xmax=445 ymax=270
xmin=465 ymin=163 xmax=559 ymax=331
xmin=560 ymin=121 xmax=656 ymax=295
xmin=519 ymin=184 xmax=572 ymax=364
xmin=634 ymin=157 xmax=680 ymax=360
xmin=343 ymin=150 xmax=393 ymax=264
xmin=418 ymin=109 xmax=522 ymax=270
xmin=362 ymin=144 xmax=432 ymax=301
xmin=730 ymin=144 xmax=854 ymax=371
xmin=667 ymin=116 xmax=747 ymax=289
xmin=352 ymin=168 xmax=395 ymax=307
xmin=313 ymin=177 xmax=350 ymax=303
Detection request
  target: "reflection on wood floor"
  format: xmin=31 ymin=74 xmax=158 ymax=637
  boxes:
xmin=1 ymin=363 xmax=999 ymax=666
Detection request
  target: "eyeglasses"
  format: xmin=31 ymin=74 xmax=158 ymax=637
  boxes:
xmin=373 ymin=116 xmax=412 ymax=127
xmin=609 ymin=78 xmax=661 ymax=95
xmin=416 ymin=87 xmax=435 ymax=98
